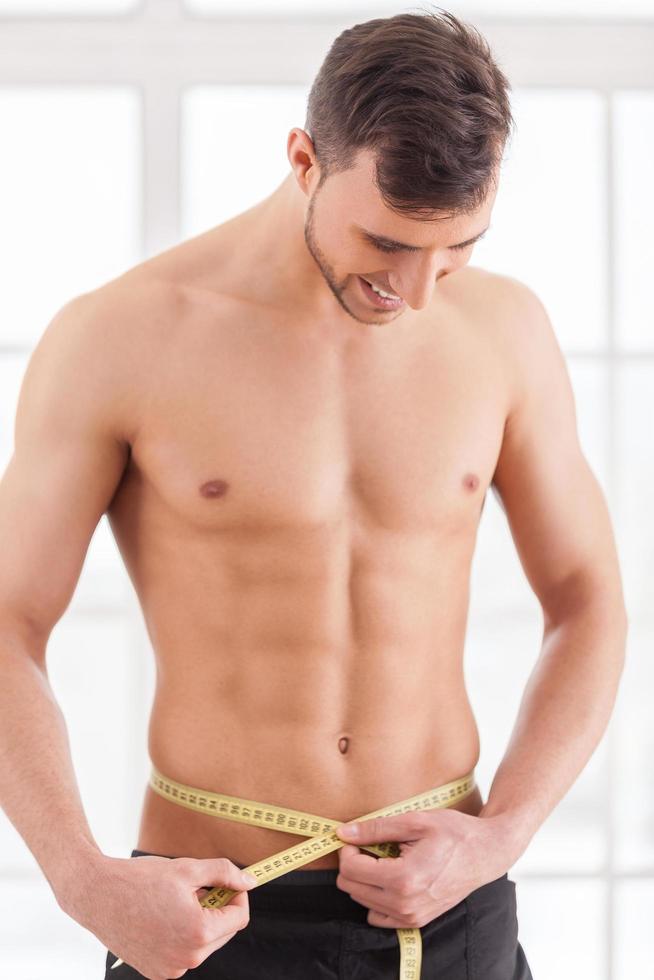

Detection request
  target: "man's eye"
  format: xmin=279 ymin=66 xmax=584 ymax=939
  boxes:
xmin=372 ymin=240 xmax=474 ymax=254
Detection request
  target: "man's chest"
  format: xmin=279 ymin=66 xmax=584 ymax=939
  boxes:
xmin=120 ymin=307 xmax=508 ymax=537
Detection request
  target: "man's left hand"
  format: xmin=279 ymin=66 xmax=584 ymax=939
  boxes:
xmin=334 ymin=808 xmax=515 ymax=929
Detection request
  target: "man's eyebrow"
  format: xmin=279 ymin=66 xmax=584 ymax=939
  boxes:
xmin=353 ymin=223 xmax=489 ymax=251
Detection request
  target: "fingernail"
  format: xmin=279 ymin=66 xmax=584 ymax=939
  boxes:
xmin=242 ymin=873 xmax=257 ymax=886
xmin=339 ymin=823 xmax=359 ymax=838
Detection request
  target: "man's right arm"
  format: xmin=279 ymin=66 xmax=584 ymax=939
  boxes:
xmin=0 ymin=286 xmax=259 ymax=978
xmin=0 ymin=289 xmax=133 ymax=913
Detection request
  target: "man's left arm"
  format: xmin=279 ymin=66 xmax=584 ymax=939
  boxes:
xmin=334 ymin=279 xmax=628 ymax=924
xmin=477 ymin=276 xmax=629 ymax=860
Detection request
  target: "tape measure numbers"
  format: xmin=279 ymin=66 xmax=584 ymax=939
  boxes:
xmin=110 ymin=764 xmax=477 ymax=979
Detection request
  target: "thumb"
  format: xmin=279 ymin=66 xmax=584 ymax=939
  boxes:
xmin=182 ymin=857 xmax=258 ymax=891
xmin=336 ymin=811 xmax=426 ymax=844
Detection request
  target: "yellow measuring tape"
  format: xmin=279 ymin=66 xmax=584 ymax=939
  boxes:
xmin=111 ymin=763 xmax=477 ymax=978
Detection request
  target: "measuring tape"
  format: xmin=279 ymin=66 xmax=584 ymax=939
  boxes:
xmin=111 ymin=763 xmax=477 ymax=978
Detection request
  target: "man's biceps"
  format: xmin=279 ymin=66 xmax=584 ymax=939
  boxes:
xmin=493 ymin=365 xmax=582 ymax=503
xmin=0 ymin=510 xmax=88 ymax=641
xmin=500 ymin=451 xmax=609 ymax=611
xmin=0 ymin=447 xmax=125 ymax=637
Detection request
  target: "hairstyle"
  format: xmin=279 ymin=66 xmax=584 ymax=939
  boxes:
xmin=304 ymin=5 xmax=515 ymax=219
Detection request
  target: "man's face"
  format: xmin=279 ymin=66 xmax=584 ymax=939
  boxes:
xmin=302 ymin=146 xmax=497 ymax=326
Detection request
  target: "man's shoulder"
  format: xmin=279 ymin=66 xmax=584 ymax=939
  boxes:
xmin=40 ymin=271 xmax=185 ymax=447
xmin=76 ymin=263 xmax=189 ymax=357
xmin=444 ymin=266 xmax=557 ymax=365
xmin=457 ymin=268 xmax=571 ymax=444
xmin=438 ymin=266 xmax=565 ymax=445
xmin=441 ymin=264 xmax=543 ymax=318
xmin=88 ymin=262 xmax=184 ymax=318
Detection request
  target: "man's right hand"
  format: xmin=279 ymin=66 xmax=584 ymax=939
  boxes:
xmin=64 ymin=853 xmax=256 ymax=980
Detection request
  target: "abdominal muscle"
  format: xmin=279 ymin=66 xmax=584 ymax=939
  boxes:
xmin=105 ymin=259 xmax=504 ymax=870
xmin=135 ymin=634 xmax=484 ymax=871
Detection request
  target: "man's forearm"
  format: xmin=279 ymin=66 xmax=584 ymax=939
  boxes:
xmin=0 ymin=623 xmax=104 ymax=912
xmin=478 ymin=594 xmax=628 ymax=860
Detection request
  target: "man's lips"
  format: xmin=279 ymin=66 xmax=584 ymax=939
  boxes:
xmin=361 ymin=275 xmax=394 ymax=293
xmin=357 ymin=275 xmax=405 ymax=308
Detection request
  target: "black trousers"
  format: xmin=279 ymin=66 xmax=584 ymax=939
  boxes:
xmin=104 ymin=848 xmax=534 ymax=979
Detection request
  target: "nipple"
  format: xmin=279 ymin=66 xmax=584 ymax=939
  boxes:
xmin=462 ymin=472 xmax=479 ymax=492
xmin=199 ymin=479 xmax=229 ymax=498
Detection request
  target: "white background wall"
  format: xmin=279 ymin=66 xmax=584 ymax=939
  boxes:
xmin=0 ymin=1 xmax=652 ymax=977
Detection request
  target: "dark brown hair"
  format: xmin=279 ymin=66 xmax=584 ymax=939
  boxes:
xmin=304 ymin=5 xmax=515 ymax=219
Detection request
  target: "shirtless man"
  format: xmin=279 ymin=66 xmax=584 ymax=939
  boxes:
xmin=0 ymin=60 xmax=627 ymax=980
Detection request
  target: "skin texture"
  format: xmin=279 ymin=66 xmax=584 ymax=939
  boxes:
xmin=0 ymin=130 xmax=626 ymax=974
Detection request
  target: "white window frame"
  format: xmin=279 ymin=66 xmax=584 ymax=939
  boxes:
xmin=0 ymin=4 xmax=652 ymax=976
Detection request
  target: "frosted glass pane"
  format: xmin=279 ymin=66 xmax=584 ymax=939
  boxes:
xmin=614 ymin=881 xmax=654 ymax=977
xmin=512 ymin=878 xmax=605 ymax=980
xmin=471 ymin=490 xmax=538 ymax=620
xmin=0 ymin=86 xmax=142 ymax=346
xmin=46 ymin=611 xmax=154 ymax=857
xmin=68 ymin=516 xmax=132 ymax=609
xmin=185 ymin=0 xmax=654 ymax=15
xmin=0 ymin=356 xmax=131 ymax=608
xmin=0 ymin=354 xmax=26 ymax=473
xmin=181 ymin=84 xmax=309 ymax=237
xmin=466 ymin=611 xmax=609 ymax=875
xmin=0 ymin=879 xmax=104 ymax=980
xmin=0 ymin=0 xmax=138 ymax=11
xmin=613 ymin=363 xmax=654 ymax=869
xmin=476 ymin=89 xmax=606 ymax=351
xmin=615 ymin=362 xmax=654 ymax=621
xmin=614 ymin=92 xmax=654 ymax=351
xmin=569 ymin=360 xmax=611 ymax=494
xmin=613 ymin=621 xmax=654 ymax=871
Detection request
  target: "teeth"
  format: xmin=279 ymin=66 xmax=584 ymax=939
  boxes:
xmin=364 ymin=278 xmax=400 ymax=300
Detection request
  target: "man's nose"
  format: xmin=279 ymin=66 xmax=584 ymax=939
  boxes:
xmin=389 ymin=255 xmax=452 ymax=310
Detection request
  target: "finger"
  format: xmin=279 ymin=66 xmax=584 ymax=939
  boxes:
xmin=338 ymin=845 xmax=385 ymax=888
xmin=194 ymin=886 xmax=249 ymax=913
xmin=343 ymin=881 xmax=401 ymax=918
xmin=204 ymin=887 xmax=250 ymax=913
xmin=368 ymin=898 xmax=451 ymax=930
xmin=199 ymin=888 xmax=250 ymax=933
xmin=338 ymin=871 xmax=384 ymax=894
xmin=195 ymin=892 xmax=249 ymax=961
xmin=196 ymin=927 xmax=240 ymax=961
xmin=337 ymin=847 xmax=406 ymax=889
xmin=336 ymin=812 xmax=429 ymax=846
xmin=177 ymin=857 xmax=257 ymax=892
xmin=368 ymin=908 xmax=412 ymax=929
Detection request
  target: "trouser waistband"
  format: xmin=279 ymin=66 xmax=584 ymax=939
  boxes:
xmin=130 ymin=848 xmax=369 ymax=922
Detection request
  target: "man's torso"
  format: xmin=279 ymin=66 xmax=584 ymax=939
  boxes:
xmin=102 ymin=215 xmax=513 ymax=869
